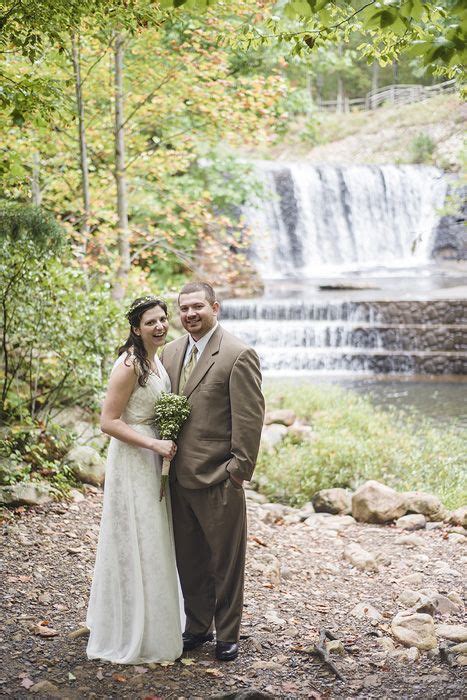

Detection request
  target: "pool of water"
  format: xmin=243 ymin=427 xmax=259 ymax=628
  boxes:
xmin=264 ymin=375 xmax=467 ymax=428
xmin=259 ymin=261 xmax=467 ymax=302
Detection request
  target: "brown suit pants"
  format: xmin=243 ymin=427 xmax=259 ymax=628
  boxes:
xmin=171 ymin=478 xmax=246 ymax=643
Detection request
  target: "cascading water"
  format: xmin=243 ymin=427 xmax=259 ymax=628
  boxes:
xmin=220 ymin=162 xmax=465 ymax=375
xmin=243 ymin=162 xmax=447 ymax=278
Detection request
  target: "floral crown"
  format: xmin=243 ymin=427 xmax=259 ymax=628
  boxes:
xmin=126 ymin=295 xmax=164 ymax=320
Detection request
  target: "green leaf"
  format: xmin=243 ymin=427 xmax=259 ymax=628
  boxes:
xmin=283 ymin=0 xmax=313 ymax=19
xmin=380 ymin=10 xmax=397 ymax=28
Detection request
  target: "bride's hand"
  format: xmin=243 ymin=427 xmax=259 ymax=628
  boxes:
xmin=153 ymin=439 xmax=177 ymax=459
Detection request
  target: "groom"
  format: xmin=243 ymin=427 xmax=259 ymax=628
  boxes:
xmin=160 ymin=281 xmax=264 ymax=661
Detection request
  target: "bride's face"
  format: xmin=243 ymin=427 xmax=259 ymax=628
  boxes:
xmin=134 ymin=305 xmax=169 ymax=351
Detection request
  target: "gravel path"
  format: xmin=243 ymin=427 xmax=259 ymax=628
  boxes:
xmin=1 ymin=487 xmax=465 ymax=699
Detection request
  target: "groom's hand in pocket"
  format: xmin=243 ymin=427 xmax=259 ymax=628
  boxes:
xmin=229 ymin=473 xmax=243 ymax=489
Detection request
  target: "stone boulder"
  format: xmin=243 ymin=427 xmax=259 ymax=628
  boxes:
xmin=395 ymin=533 xmax=425 ymax=547
xmin=352 ymin=480 xmax=407 ymax=523
xmin=343 ymin=542 xmax=378 ymax=572
xmin=435 ymin=624 xmax=467 ymax=642
xmin=295 ymin=501 xmax=315 ymax=520
xmin=430 ymin=593 xmax=462 ymax=616
xmin=249 ymin=552 xmax=281 ymax=586
xmin=257 ymin=503 xmax=294 ymax=524
xmin=404 ymin=491 xmax=447 ymax=522
xmin=395 ymin=514 xmax=426 ymax=531
xmin=312 ymin=488 xmax=352 ymax=515
xmin=449 ymin=506 xmax=467 ymax=528
xmin=0 ymin=481 xmax=54 ymax=506
xmin=44 ymin=406 xmax=107 ymax=449
xmin=350 ymin=602 xmax=383 ymax=621
xmin=391 ymin=611 xmax=437 ymax=650
xmin=0 ymin=458 xmax=26 ymax=486
xmin=264 ymin=409 xmax=296 ymax=427
xmin=287 ymin=423 xmax=316 ymax=441
xmin=305 ymin=514 xmax=355 ymax=532
xmin=260 ymin=423 xmax=288 ymax=451
xmin=65 ymin=446 xmax=105 ymax=486
xmin=245 ymin=489 xmax=268 ymax=505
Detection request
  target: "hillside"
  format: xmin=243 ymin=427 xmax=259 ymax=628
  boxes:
xmin=272 ymin=94 xmax=465 ymax=172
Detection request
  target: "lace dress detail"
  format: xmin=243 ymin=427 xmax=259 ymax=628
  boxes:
xmin=86 ymin=355 xmax=183 ymax=664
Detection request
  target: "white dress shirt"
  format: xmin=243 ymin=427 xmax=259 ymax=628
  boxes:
xmin=183 ymin=322 xmax=219 ymax=367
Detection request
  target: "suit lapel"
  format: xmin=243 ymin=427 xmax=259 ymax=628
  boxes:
xmin=183 ymin=326 xmax=222 ymax=398
xmin=164 ymin=336 xmax=189 ymax=394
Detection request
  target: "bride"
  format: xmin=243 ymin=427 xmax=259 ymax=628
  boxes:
xmin=86 ymin=296 xmax=183 ymax=664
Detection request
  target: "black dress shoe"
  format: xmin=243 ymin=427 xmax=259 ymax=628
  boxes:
xmin=182 ymin=631 xmax=214 ymax=652
xmin=215 ymin=641 xmax=239 ymax=661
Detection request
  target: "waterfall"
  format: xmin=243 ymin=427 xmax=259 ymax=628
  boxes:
xmin=243 ymin=162 xmax=447 ymax=277
xmin=220 ymin=163 xmax=465 ymax=375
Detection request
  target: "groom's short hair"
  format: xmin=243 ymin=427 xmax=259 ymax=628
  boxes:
xmin=178 ymin=282 xmax=217 ymax=306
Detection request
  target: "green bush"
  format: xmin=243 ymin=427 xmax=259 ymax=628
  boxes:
xmin=0 ymin=202 xmax=120 ymax=422
xmin=410 ymin=133 xmax=436 ymax=164
xmin=0 ymin=420 xmax=75 ymax=496
xmin=254 ymin=384 xmax=466 ymax=509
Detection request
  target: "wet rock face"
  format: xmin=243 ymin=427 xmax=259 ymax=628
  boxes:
xmin=221 ymin=298 xmax=467 ymax=374
xmin=370 ymin=300 xmax=466 ymax=325
xmin=431 ymin=184 xmax=467 ymax=261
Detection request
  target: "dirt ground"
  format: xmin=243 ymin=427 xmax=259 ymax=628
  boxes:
xmin=1 ymin=487 xmax=465 ymax=699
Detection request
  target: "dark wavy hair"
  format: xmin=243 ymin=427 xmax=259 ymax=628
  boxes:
xmin=118 ymin=296 xmax=168 ymax=387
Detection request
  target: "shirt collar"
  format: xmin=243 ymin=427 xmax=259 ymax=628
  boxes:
xmin=187 ymin=321 xmax=218 ymax=355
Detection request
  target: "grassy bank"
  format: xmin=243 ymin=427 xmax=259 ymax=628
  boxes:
xmin=266 ymin=93 xmax=464 ymax=172
xmin=254 ymin=384 xmax=466 ymax=510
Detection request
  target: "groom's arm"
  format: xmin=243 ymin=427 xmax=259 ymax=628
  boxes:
xmin=227 ymin=347 xmax=265 ymax=483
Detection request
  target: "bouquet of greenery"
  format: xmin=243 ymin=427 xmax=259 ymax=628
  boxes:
xmin=154 ymin=392 xmax=191 ymax=501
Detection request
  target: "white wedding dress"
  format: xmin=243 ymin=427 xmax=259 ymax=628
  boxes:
xmin=86 ymin=355 xmax=183 ymax=664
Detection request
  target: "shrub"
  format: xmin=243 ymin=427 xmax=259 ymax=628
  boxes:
xmin=410 ymin=133 xmax=436 ymax=164
xmin=0 ymin=420 xmax=75 ymax=496
xmin=0 ymin=202 xmax=120 ymax=422
xmin=254 ymin=384 xmax=466 ymax=509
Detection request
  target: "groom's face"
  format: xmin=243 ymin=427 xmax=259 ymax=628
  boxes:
xmin=179 ymin=291 xmax=219 ymax=341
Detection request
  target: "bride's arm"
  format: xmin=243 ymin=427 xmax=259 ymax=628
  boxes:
xmin=100 ymin=360 xmax=175 ymax=459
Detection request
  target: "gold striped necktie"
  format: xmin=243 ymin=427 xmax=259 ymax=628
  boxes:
xmin=179 ymin=345 xmax=198 ymax=393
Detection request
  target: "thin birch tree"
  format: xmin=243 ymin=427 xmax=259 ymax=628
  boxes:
xmin=113 ymin=31 xmax=130 ymax=299
xmin=71 ymin=32 xmax=91 ymax=249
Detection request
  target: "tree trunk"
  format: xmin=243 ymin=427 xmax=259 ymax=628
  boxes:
xmin=316 ymin=73 xmax=323 ymax=109
xmin=31 ymin=152 xmax=41 ymax=206
xmin=71 ymin=32 xmax=91 ymax=249
xmin=371 ymin=61 xmax=379 ymax=93
xmin=113 ymin=31 xmax=130 ymax=299
xmin=336 ymin=45 xmax=345 ymax=113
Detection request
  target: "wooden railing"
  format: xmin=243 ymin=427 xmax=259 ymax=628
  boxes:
xmin=316 ymin=79 xmax=457 ymax=113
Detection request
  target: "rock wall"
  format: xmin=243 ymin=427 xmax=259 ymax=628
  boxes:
xmin=432 ymin=183 xmax=467 ymax=261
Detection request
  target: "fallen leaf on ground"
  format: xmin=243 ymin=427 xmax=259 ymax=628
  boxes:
xmin=180 ymin=658 xmax=195 ymax=666
xmin=96 ymin=669 xmax=104 ymax=680
xmin=8 ymin=575 xmax=32 ymax=583
xmin=205 ymin=668 xmax=223 ymax=677
xmin=68 ymin=672 xmax=76 ymax=681
xmin=20 ymin=678 xmax=34 ymax=689
xmin=31 ymin=622 xmax=59 ymax=637
xmin=112 ymin=674 xmax=127 ymax=682
xmin=134 ymin=666 xmax=148 ymax=674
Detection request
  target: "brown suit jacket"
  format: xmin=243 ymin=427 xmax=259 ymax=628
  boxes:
xmin=160 ymin=325 xmax=265 ymax=489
